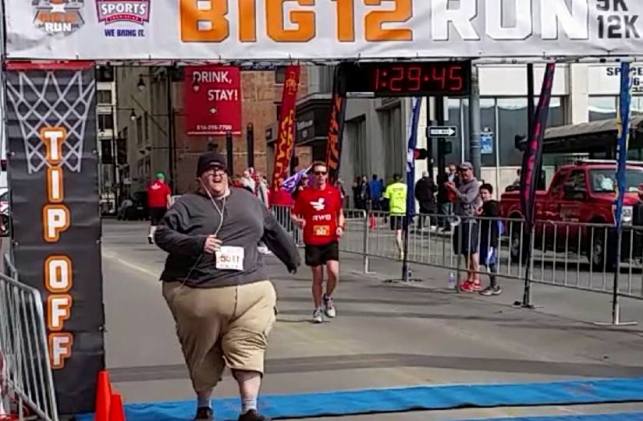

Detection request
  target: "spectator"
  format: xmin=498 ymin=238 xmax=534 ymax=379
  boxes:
xmin=240 ymin=169 xmax=256 ymax=193
xmin=446 ymin=162 xmax=482 ymax=291
xmin=414 ymin=171 xmax=437 ymax=230
xmin=368 ymin=174 xmax=384 ymax=210
xmin=477 ymin=183 xmax=502 ymax=296
xmin=437 ymin=164 xmax=457 ymax=231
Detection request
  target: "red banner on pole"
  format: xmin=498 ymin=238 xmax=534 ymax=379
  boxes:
xmin=271 ymin=65 xmax=301 ymax=192
xmin=326 ymin=65 xmax=347 ymax=183
xmin=184 ymin=65 xmax=242 ymax=136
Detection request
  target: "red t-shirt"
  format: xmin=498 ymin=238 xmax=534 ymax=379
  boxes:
xmin=147 ymin=181 xmax=171 ymax=208
xmin=293 ymin=185 xmax=342 ymax=246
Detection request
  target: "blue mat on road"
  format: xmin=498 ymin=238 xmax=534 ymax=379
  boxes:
xmin=77 ymin=377 xmax=643 ymax=421
xmin=458 ymin=413 xmax=643 ymax=421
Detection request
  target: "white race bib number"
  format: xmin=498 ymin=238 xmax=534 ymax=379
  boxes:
xmin=215 ymin=246 xmax=244 ymax=271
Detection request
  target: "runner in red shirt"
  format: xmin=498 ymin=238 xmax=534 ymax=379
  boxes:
xmin=147 ymin=172 xmax=172 ymax=244
xmin=292 ymin=162 xmax=345 ymax=323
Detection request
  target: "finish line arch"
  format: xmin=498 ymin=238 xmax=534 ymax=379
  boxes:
xmin=3 ymin=0 xmax=643 ymax=417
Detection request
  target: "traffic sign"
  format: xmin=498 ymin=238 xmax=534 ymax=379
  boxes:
xmin=428 ymin=126 xmax=457 ymax=137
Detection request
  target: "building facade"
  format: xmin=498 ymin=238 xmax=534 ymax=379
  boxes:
xmin=300 ymin=62 xmax=643 ymax=202
xmin=96 ymin=79 xmax=118 ymax=214
xmin=116 ymin=66 xmax=308 ymax=197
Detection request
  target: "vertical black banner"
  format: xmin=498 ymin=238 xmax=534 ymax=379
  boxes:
xmin=5 ymin=62 xmax=105 ymax=415
xmin=325 ymin=64 xmax=348 ymax=183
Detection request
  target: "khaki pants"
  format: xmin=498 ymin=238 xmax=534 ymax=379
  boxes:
xmin=162 ymin=280 xmax=277 ymax=393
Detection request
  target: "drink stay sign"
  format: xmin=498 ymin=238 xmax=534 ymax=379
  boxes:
xmin=184 ymin=65 xmax=242 ymax=136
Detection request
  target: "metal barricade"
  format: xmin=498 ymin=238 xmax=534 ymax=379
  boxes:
xmin=273 ymin=202 xmax=643 ymax=305
xmin=0 ymin=255 xmax=58 ymax=421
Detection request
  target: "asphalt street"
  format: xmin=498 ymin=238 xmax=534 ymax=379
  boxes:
xmin=101 ymin=219 xmax=643 ymax=420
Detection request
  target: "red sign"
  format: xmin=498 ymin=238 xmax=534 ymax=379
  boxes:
xmin=184 ymin=65 xmax=242 ymax=136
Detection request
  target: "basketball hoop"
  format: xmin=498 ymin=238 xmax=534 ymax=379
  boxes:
xmin=5 ymin=67 xmax=96 ymax=174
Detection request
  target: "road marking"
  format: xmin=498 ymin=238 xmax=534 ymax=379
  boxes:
xmin=103 ymin=249 xmax=161 ymax=281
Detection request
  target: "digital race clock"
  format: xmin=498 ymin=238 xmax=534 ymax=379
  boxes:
xmin=342 ymin=61 xmax=471 ymax=97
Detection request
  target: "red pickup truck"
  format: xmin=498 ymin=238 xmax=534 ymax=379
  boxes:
xmin=499 ymin=160 xmax=643 ymax=268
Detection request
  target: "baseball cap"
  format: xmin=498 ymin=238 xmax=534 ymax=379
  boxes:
xmin=458 ymin=161 xmax=473 ymax=171
xmin=196 ymin=152 xmax=227 ymax=177
xmin=155 ymin=172 xmax=165 ymax=180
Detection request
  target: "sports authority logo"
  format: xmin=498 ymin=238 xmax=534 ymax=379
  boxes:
xmin=32 ymin=0 xmax=85 ymax=35
xmin=310 ymin=198 xmax=326 ymax=212
xmin=96 ymin=0 xmax=150 ymax=38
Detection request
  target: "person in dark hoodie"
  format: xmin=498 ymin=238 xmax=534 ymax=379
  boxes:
xmin=155 ymin=152 xmax=300 ymax=421
xmin=476 ymin=183 xmax=502 ymax=296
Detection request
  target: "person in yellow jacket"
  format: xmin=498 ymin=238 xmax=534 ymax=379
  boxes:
xmin=383 ymin=174 xmax=407 ymax=260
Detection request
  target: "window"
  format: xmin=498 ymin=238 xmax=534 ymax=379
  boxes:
xmin=144 ymin=112 xmax=149 ymax=141
xmin=96 ymin=90 xmax=112 ymax=105
xmin=98 ymin=113 xmax=114 ymax=131
xmin=347 ymin=117 xmax=368 ymax=177
xmin=480 ymin=98 xmax=496 ymax=167
xmin=589 ymin=96 xmax=617 ymax=121
xmin=275 ymin=103 xmax=282 ymax=120
xmin=565 ymin=170 xmax=587 ymax=200
xmin=590 ymin=168 xmax=643 ymax=193
xmin=136 ymin=116 xmax=143 ymax=147
xmin=497 ymin=98 xmax=528 ymax=167
xmin=275 ymin=67 xmax=286 ymax=84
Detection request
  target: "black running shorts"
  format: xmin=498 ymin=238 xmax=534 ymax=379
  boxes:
xmin=150 ymin=207 xmax=167 ymax=226
xmin=305 ymin=242 xmax=339 ymax=267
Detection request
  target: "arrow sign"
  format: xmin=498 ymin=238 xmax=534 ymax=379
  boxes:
xmin=428 ymin=126 xmax=457 ymax=137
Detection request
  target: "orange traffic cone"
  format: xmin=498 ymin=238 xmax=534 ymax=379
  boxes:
xmin=95 ymin=370 xmax=112 ymax=421
xmin=109 ymin=391 xmax=126 ymax=421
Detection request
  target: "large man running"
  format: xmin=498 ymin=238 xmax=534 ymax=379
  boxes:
xmin=155 ymin=152 xmax=300 ymax=421
xmin=291 ymin=162 xmax=345 ymax=324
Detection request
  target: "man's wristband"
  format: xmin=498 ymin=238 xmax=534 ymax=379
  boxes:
xmin=338 ymin=225 xmax=345 ymax=229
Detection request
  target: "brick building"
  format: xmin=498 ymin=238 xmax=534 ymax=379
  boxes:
xmin=115 ymin=66 xmax=308 ymax=196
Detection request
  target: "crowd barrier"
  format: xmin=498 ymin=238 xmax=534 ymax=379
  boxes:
xmin=272 ymin=205 xmax=643 ymax=307
xmin=0 ymin=255 xmax=58 ymax=421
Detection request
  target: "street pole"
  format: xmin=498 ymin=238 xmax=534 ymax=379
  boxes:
xmin=434 ymin=96 xmax=445 ymax=180
xmin=426 ymin=97 xmax=434 ymax=180
xmin=469 ymin=63 xmax=481 ymax=178
xmin=166 ymin=68 xmax=176 ymax=191
xmin=527 ymin=63 xmax=535 ymax=143
xmin=111 ymin=104 xmax=118 ymax=214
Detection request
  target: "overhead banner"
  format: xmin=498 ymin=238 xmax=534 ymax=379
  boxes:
xmin=271 ymin=65 xmax=300 ymax=192
xmin=5 ymin=1 xmax=643 ymax=59
xmin=184 ymin=65 xmax=242 ymax=136
xmin=4 ymin=62 xmax=104 ymax=415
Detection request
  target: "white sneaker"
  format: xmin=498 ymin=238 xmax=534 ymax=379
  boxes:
xmin=323 ymin=295 xmax=336 ymax=318
xmin=312 ymin=308 xmax=323 ymax=324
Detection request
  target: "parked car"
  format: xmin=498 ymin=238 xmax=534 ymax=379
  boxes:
xmin=117 ymin=191 xmax=148 ymax=221
xmin=499 ymin=160 xmax=643 ymax=269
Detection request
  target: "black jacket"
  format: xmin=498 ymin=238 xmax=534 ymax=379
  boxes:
xmin=155 ymin=188 xmax=300 ymax=288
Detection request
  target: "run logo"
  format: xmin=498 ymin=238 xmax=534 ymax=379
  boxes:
xmin=40 ymin=126 xmax=73 ymax=370
xmin=32 ymin=0 xmax=85 ymax=35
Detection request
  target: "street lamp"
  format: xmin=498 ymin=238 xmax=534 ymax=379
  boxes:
xmin=129 ymin=109 xmax=137 ymax=121
xmin=137 ymin=76 xmax=145 ymax=92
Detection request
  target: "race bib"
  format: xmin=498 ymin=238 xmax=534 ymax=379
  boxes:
xmin=215 ymin=246 xmax=244 ymax=271
xmin=313 ymin=225 xmax=331 ymax=236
